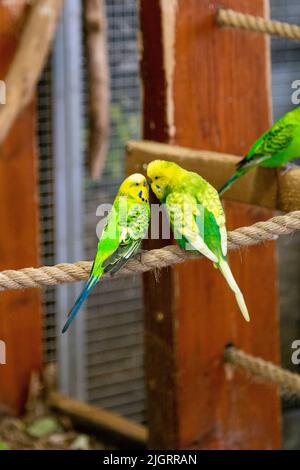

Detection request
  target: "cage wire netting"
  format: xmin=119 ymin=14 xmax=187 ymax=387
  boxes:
xmin=83 ymin=0 xmax=145 ymax=423
xmin=37 ymin=0 xmax=300 ymax=430
xmin=38 ymin=57 xmax=56 ymax=363
xmin=38 ymin=0 xmax=146 ymax=423
xmin=271 ymin=0 xmax=300 ymax=120
xmin=270 ymin=0 xmax=300 ymax=385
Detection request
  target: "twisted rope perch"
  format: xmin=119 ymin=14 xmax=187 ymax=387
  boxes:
xmin=217 ymin=7 xmax=300 ymax=41
xmin=225 ymin=347 xmax=300 ymax=399
xmin=0 ymin=210 xmax=299 ymax=293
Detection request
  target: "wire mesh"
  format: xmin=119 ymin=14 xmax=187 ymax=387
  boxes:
xmin=82 ymin=0 xmax=145 ymax=423
xmin=37 ymin=56 xmax=57 ymax=363
xmin=271 ymin=0 xmax=300 ymax=119
xmin=37 ymin=0 xmax=145 ymax=422
xmin=270 ymin=0 xmax=300 ymax=380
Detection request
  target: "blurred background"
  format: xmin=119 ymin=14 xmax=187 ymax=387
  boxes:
xmin=0 ymin=0 xmax=146 ymax=450
xmin=39 ymin=0 xmax=145 ymax=422
xmin=41 ymin=0 xmax=300 ymax=428
xmin=0 ymin=0 xmax=300 ymax=450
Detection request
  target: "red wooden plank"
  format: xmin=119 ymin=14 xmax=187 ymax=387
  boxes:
xmin=0 ymin=2 xmax=42 ymax=414
xmin=140 ymin=0 xmax=281 ymax=449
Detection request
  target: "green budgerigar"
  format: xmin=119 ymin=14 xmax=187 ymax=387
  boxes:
xmin=219 ymin=106 xmax=300 ymax=195
xmin=147 ymin=160 xmax=249 ymax=322
xmin=62 ymin=174 xmax=150 ymax=333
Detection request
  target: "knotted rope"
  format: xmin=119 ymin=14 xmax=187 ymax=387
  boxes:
xmin=0 ymin=210 xmax=299 ymax=293
xmin=225 ymin=347 xmax=300 ymax=399
xmin=2 ymin=208 xmax=300 ymax=396
xmin=0 ymin=211 xmax=300 ymax=291
xmin=217 ymin=8 xmax=300 ymax=41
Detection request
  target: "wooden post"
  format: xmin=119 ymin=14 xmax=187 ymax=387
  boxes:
xmin=139 ymin=0 xmax=281 ymax=449
xmin=0 ymin=2 xmax=42 ymax=414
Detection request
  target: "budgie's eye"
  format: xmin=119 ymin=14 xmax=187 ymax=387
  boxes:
xmin=155 ymin=176 xmax=159 ymax=180
xmin=135 ymin=183 xmax=139 ymax=186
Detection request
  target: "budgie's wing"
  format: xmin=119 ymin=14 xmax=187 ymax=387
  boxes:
xmin=102 ymin=239 xmax=141 ymax=275
xmin=196 ymin=184 xmax=227 ymax=257
xmin=166 ymin=192 xmax=219 ymax=263
xmin=101 ymin=201 xmax=149 ymax=275
xmin=238 ymin=122 xmax=296 ymax=169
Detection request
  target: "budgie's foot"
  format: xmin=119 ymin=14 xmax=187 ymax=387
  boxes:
xmin=280 ymin=162 xmax=299 ymax=176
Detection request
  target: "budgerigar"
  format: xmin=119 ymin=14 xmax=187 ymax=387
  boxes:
xmin=147 ymin=160 xmax=249 ymax=322
xmin=62 ymin=174 xmax=150 ymax=333
xmin=219 ymin=106 xmax=300 ymax=195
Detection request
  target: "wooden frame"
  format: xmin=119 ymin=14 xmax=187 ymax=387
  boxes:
xmin=126 ymin=140 xmax=300 ymax=212
xmin=0 ymin=0 xmax=63 ymax=145
xmin=49 ymin=392 xmax=148 ymax=448
xmin=84 ymin=0 xmax=110 ymax=179
xmin=0 ymin=2 xmax=42 ymax=414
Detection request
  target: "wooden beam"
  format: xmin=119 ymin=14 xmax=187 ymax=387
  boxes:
xmin=48 ymin=392 xmax=148 ymax=448
xmin=0 ymin=0 xmax=63 ymax=145
xmin=84 ymin=0 xmax=110 ymax=179
xmin=126 ymin=140 xmax=300 ymax=212
xmin=139 ymin=0 xmax=281 ymax=450
xmin=0 ymin=2 xmax=42 ymax=414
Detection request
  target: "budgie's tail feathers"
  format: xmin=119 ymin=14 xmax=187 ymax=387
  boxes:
xmin=218 ymin=171 xmax=241 ymax=196
xmin=218 ymin=258 xmax=250 ymax=322
xmin=219 ymin=155 xmax=271 ymax=196
xmin=62 ymin=275 xmax=100 ymax=333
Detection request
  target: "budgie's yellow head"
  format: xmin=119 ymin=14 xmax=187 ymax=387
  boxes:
xmin=147 ymin=160 xmax=183 ymax=200
xmin=119 ymin=173 xmax=149 ymax=203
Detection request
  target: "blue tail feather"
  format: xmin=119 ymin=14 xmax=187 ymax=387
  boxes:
xmin=218 ymin=172 xmax=241 ymax=196
xmin=62 ymin=276 xmax=98 ymax=333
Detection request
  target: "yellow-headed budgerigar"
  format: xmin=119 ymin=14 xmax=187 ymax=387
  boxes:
xmin=219 ymin=106 xmax=300 ymax=195
xmin=62 ymin=174 xmax=150 ymax=333
xmin=147 ymin=160 xmax=249 ymax=322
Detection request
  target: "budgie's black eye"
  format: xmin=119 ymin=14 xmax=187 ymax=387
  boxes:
xmin=155 ymin=176 xmax=159 ymax=180
xmin=135 ymin=183 xmax=139 ymax=186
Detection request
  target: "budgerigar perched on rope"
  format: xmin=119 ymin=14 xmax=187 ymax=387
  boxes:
xmin=62 ymin=174 xmax=150 ymax=333
xmin=219 ymin=106 xmax=300 ymax=195
xmin=147 ymin=160 xmax=249 ymax=322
